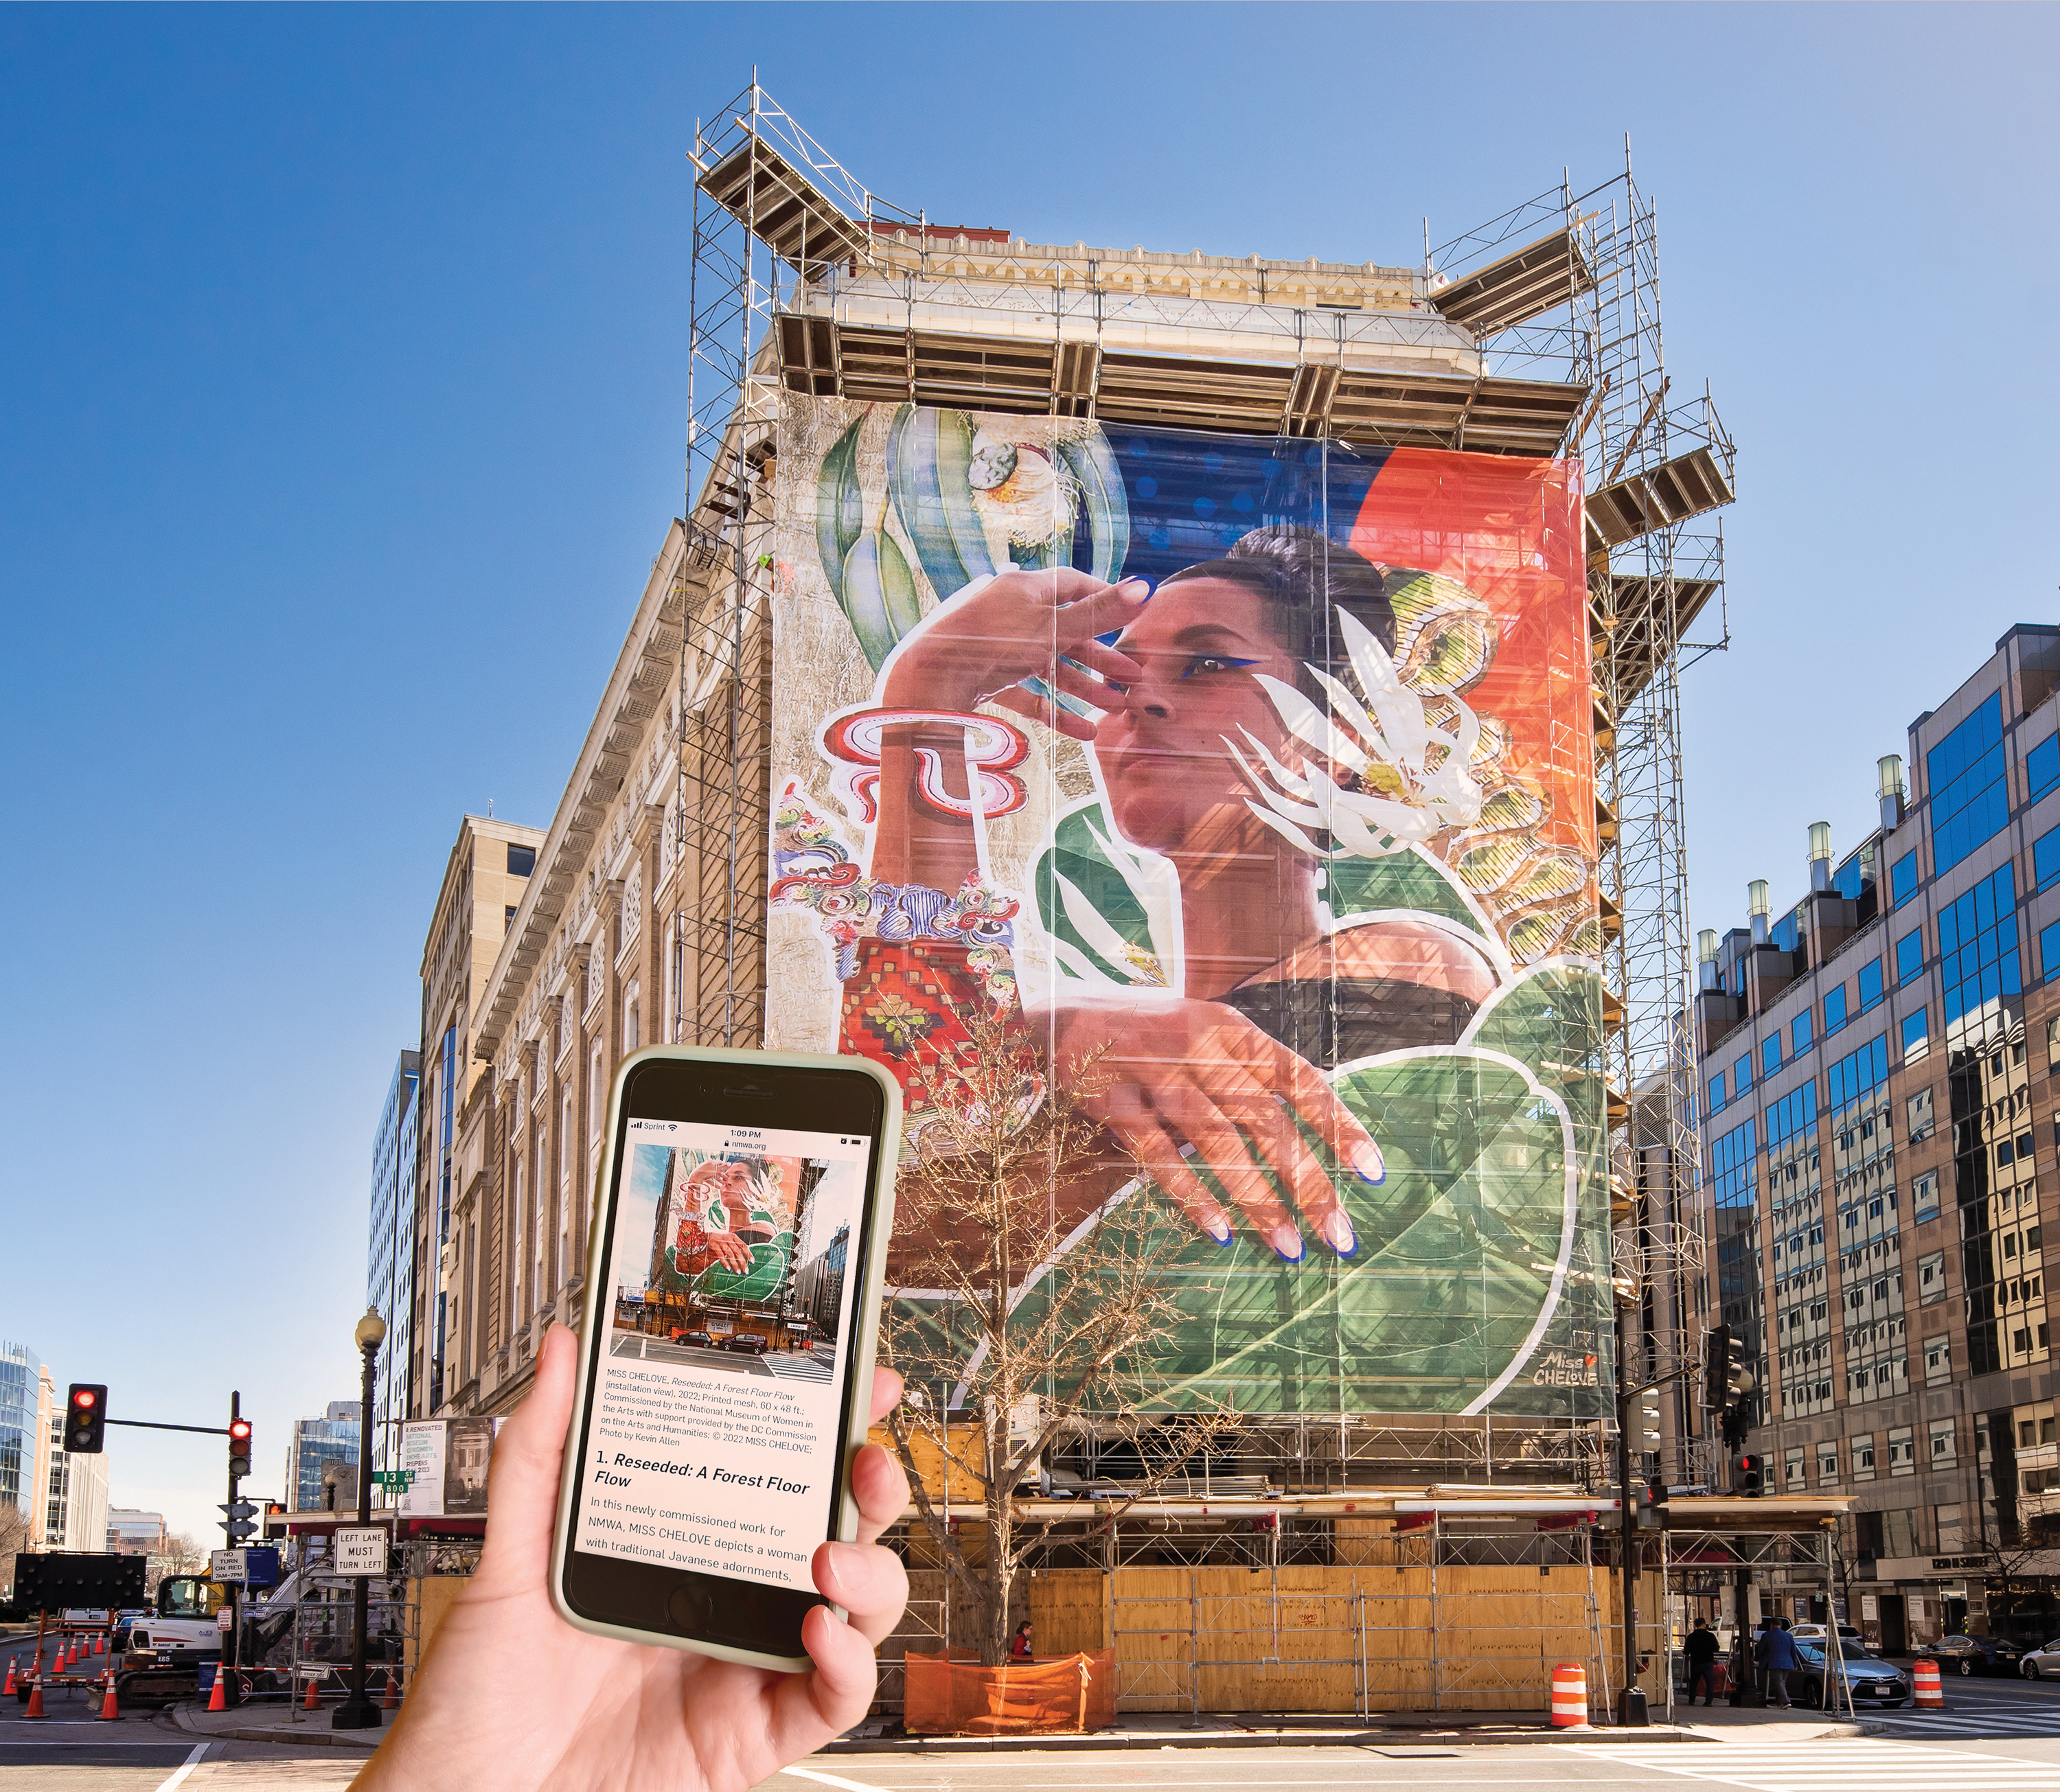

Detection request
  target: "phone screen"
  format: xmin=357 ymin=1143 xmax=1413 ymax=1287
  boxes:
xmin=571 ymin=1114 xmax=875 ymax=1600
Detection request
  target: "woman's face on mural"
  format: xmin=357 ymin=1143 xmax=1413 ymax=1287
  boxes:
xmin=1095 ymin=576 xmax=1303 ymax=857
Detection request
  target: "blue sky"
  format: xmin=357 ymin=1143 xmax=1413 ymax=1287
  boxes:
xmin=3 ymin=3 xmax=2055 ymax=1546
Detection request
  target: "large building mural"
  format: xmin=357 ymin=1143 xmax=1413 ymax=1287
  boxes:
xmin=764 ymin=397 xmax=1610 ymax=1418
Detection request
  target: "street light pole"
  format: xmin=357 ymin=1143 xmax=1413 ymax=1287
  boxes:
xmin=333 ymin=1307 xmax=387 ymax=1730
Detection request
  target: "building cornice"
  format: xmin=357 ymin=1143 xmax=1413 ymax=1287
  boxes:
xmin=477 ymin=520 xmax=692 ymax=1064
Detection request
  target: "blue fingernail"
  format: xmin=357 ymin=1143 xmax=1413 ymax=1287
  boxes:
xmin=1268 ymin=1224 xmax=1305 ymax=1264
xmin=1351 ymin=1142 xmax=1385 ymax=1185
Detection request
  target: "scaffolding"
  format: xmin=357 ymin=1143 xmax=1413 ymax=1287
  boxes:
xmin=1432 ymin=165 xmax=1735 ymax=1489
xmin=669 ymin=83 xmax=923 ymax=1049
xmin=670 ymin=82 xmax=1737 ymax=1489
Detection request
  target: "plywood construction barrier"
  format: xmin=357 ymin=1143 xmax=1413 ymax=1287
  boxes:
xmin=867 ymin=1424 xmax=985 ymax=1504
xmin=405 ymin=1577 xmax=466 ymax=1677
xmin=1109 ymin=1565 xmax=1625 ymax=1714
xmin=1030 ymin=1569 xmax=1109 ymax=1658
xmin=903 ymin=1649 xmax=1117 ymax=1735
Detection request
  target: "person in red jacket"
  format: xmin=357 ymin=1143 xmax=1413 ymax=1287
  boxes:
xmin=1009 ymin=1621 xmax=1033 ymax=1663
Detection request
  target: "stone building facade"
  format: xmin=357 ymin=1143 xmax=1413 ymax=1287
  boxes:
xmin=418 ymin=516 xmax=762 ymax=1420
xmin=409 ymin=812 xmax=547 ymax=1421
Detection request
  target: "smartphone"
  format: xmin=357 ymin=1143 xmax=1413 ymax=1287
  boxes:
xmin=551 ymin=1044 xmax=901 ymax=1670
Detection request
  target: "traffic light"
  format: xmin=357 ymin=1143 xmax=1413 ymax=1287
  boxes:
xmin=229 ymin=1417 xmax=253 ymax=1479
xmin=65 ymin=1383 xmax=106 ymax=1454
xmin=1707 ymin=1325 xmax=1754 ymax=1405
xmin=220 ymin=1499 xmax=258 ymax=1543
xmin=1721 ymin=1403 xmax=1752 ymax=1450
xmin=1705 ymin=1324 xmax=1732 ymax=1407
xmin=262 ymin=1501 xmax=288 ymax=1539
xmin=1732 ymin=1452 xmax=1764 ymax=1495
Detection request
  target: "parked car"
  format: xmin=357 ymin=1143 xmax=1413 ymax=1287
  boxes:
xmin=1791 ymin=1622 xmax=1862 ymax=1644
xmin=724 ymin=1333 xmax=770 ymax=1354
xmin=1927 ymin=1633 xmax=2023 ymax=1675
xmin=2019 ymin=1638 xmax=2060 ymax=1679
xmin=671 ymin=1329 xmax=716 ymax=1348
xmin=1792 ymin=1637 xmax=1909 ymax=1707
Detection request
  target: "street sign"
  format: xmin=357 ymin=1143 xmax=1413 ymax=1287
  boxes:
xmin=209 ymin=1548 xmax=249 ymax=1583
xmin=333 ymin=1527 xmax=389 ymax=1577
xmin=371 ymin=1470 xmax=415 ymax=1489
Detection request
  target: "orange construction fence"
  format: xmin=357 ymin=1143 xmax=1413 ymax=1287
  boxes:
xmin=903 ymin=1649 xmax=1117 ymax=1736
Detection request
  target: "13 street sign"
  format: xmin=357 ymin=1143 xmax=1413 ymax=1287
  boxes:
xmin=370 ymin=1470 xmax=415 ymax=1489
xmin=334 ymin=1527 xmax=389 ymax=1577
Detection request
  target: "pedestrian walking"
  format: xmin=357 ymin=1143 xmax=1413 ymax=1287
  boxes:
xmin=1685 ymin=1618 xmax=1720 ymax=1705
xmin=1756 ymin=1616 xmax=1801 ymax=1708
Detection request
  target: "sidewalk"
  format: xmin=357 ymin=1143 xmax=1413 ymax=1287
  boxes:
xmin=168 ymin=1699 xmax=385 ymax=1751
xmin=818 ymin=1703 xmax=1883 ymax=1753
xmin=161 ymin=1691 xmax=1883 ymax=1755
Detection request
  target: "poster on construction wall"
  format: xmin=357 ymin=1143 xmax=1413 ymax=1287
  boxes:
xmin=396 ymin=1416 xmax=503 ymax=1517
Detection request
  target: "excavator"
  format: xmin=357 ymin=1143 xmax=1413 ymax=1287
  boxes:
xmin=113 ymin=1570 xmax=302 ymax=1705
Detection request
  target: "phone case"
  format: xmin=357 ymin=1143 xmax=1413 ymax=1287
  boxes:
xmin=547 ymin=1043 xmax=903 ymax=1672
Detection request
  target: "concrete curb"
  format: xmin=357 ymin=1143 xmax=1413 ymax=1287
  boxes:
xmin=820 ymin=1723 xmax=1704 ymax=1752
xmin=819 ymin=1713 xmax=1892 ymax=1752
xmin=167 ymin=1703 xmax=382 ymax=1751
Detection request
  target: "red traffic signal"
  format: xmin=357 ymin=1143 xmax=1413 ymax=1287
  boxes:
xmin=65 ymin=1383 xmax=107 ymax=1454
xmin=1732 ymin=1452 xmax=1764 ymax=1496
xmin=228 ymin=1416 xmax=253 ymax=1478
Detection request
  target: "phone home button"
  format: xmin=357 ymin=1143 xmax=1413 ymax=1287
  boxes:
xmin=667 ymin=1582 xmax=712 ymax=1634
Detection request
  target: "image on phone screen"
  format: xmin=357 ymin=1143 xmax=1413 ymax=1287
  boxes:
xmin=571 ymin=1117 xmax=871 ymax=1597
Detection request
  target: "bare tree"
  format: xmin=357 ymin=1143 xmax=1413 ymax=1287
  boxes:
xmin=144 ymin=1531 xmax=208 ymax=1596
xmin=0 ymin=1504 xmax=30 ymax=1597
xmin=880 ymin=998 xmax=1238 ymax=1668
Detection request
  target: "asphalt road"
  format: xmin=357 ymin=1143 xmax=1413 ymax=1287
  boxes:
xmin=6 ymin=1628 xmax=2060 ymax=1791
xmin=610 ymin=1331 xmax=835 ymax=1382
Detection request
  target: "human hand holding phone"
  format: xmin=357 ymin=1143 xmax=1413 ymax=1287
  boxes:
xmin=356 ymin=1323 xmax=911 ymax=1792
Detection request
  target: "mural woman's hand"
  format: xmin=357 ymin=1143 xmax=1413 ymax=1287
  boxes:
xmin=704 ymin=1232 xmax=754 ymax=1274
xmin=881 ymin=569 xmax=1149 ymax=742
xmin=1040 ymin=993 xmax=1384 ymax=1261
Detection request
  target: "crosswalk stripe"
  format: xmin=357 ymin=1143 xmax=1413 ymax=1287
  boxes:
xmin=1575 ymin=1739 xmax=2060 ymax=1789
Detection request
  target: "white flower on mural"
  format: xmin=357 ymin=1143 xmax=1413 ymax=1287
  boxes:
xmin=1227 ymin=607 xmax=1485 ymax=860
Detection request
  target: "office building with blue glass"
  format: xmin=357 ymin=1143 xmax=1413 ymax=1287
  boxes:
xmin=366 ymin=1047 xmax=420 ymax=1481
xmin=1695 ymin=623 xmax=2060 ymax=1651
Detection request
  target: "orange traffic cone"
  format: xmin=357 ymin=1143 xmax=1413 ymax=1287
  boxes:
xmin=207 ymin=1666 xmax=227 ymax=1713
xmin=99 ymin=1675 xmax=118 ymax=1721
xmin=3 ymin=1658 xmax=15 ymax=1696
xmin=24 ymin=1678 xmax=45 ymax=1720
xmin=381 ymin=1668 xmax=399 ymax=1711
xmin=95 ymin=1633 xmax=106 ymax=1655
xmin=304 ymin=1675 xmax=321 ymax=1711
